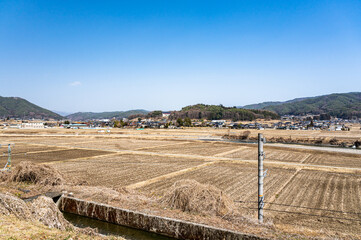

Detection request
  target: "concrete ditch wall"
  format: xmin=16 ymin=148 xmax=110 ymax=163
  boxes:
xmin=58 ymin=196 xmax=267 ymax=240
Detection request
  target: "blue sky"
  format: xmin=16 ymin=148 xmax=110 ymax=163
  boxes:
xmin=1 ymin=0 xmax=360 ymax=113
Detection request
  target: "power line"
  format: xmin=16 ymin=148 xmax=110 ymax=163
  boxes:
xmin=234 ymin=200 xmax=361 ymax=215
xmin=236 ymin=205 xmax=361 ymax=222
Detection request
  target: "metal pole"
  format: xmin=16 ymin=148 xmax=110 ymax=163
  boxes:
xmin=258 ymin=133 xmax=264 ymax=223
xmin=7 ymin=144 xmax=11 ymax=171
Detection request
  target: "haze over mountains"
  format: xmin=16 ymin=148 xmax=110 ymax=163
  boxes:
xmin=1 ymin=92 xmax=361 ymax=120
xmin=66 ymin=110 xmax=149 ymax=121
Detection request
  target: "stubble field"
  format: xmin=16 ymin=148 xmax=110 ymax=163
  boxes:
xmin=1 ymin=128 xmax=361 ymax=238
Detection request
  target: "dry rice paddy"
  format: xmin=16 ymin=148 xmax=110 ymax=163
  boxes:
xmin=1 ymin=129 xmax=361 ymax=238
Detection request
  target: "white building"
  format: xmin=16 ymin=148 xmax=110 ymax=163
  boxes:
xmin=162 ymin=112 xmax=171 ymax=118
xmin=21 ymin=122 xmax=45 ymax=129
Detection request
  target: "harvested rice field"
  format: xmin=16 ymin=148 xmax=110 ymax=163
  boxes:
xmin=224 ymin=144 xmax=361 ymax=168
xmin=66 ymin=138 xmax=181 ymax=150
xmin=53 ymin=153 xmax=207 ymax=187
xmin=140 ymin=162 xmax=296 ymax=201
xmin=1 ymin=129 xmax=361 ymax=238
xmin=267 ymin=169 xmax=361 ymax=235
xmin=10 ymin=149 xmax=113 ymax=164
xmin=144 ymin=141 xmax=244 ymax=156
xmin=0 ymin=144 xmax=64 ymax=155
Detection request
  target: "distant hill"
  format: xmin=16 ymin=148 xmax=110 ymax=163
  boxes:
xmin=0 ymin=96 xmax=62 ymax=120
xmin=244 ymin=92 xmax=361 ymax=118
xmin=242 ymin=97 xmax=310 ymax=109
xmin=53 ymin=110 xmax=74 ymax=117
xmin=170 ymin=104 xmax=279 ymax=121
xmin=66 ymin=110 xmax=149 ymax=121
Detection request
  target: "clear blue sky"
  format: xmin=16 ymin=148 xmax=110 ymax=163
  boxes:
xmin=1 ymin=0 xmax=360 ymax=113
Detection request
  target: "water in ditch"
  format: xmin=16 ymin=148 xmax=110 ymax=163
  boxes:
xmin=63 ymin=212 xmax=176 ymax=240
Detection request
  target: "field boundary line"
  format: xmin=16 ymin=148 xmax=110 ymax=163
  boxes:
xmin=214 ymin=159 xmax=361 ymax=173
xmin=9 ymin=148 xmax=69 ymax=156
xmin=300 ymin=153 xmax=312 ymax=163
xmin=134 ymin=141 xmax=192 ymax=151
xmin=126 ymin=161 xmax=218 ymax=190
xmin=59 ymin=139 xmax=101 ymax=145
xmin=22 ymin=142 xmax=119 ymax=153
xmin=121 ymin=150 xmax=217 ymax=161
xmin=43 ymin=152 xmax=124 ymax=165
xmin=266 ymin=168 xmax=301 ymax=205
xmin=214 ymin=147 xmax=248 ymax=157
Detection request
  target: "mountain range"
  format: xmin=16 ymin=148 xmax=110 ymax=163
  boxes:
xmin=242 ymin=92 xmax=361 ymax=118
xmin=66 ymin=110 xmax=149 ymax=121
xmin=1 ymin=92 xmax=361 ymax=121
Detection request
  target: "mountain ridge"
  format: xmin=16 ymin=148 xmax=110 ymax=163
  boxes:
xmin=170 ymin=104 xmax=279 ymax=121
xmin=0 ymin=96 xmax=62 ymax=120
xmin=243 ymin=92 xmax=361 ymax=118
xmin=66 ymin=110 xmax=149 ymax=121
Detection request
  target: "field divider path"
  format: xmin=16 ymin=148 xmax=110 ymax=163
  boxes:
xmin=214 ymin=147 xmax=247 ymax=157
xmin=134 ymin=141 xmax=192 ymax=151
xmin=126 ymin=161 xmax=219 ymax=190
xmin=266 ymin=168 xmax=301 ymax=205
xmin=59 ymin=139 xmax=101 ymax=145
xmin=300 ymin=153 xmax=312 ymax=163
xmin=7 ymin=148 xmax=69 ymax=156
xmin=21 ymin=142 xmax=121 ymax=153
xmin=43 ymin=152 xmax=124 ymax=165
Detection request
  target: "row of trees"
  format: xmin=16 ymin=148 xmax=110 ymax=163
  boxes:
xmin=170 ymin=104 xmax=279 ymax=121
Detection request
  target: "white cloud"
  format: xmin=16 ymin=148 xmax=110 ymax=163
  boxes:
xmin=69 ymin=81 xmax=81 ymax=86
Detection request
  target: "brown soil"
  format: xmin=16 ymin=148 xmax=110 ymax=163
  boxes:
xmin=12 ymin=149 xmax=113 ymax=164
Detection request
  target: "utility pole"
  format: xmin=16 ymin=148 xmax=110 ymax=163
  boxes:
xmin=258 ymin=133 xmax=265 ymax=223
xmin=7 ymin=144 xmax=11 ymax=170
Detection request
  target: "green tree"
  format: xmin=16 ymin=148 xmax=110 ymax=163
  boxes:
xmin=120 ymin=120 xmax=127 ymax=127
xmin=147 ymin=110 xmax=162 ymax=118
xmin=176 ymin=118 xmax=183 ymax=126
xmin=113 ymin=120 xmax=120 ymax=128
xmin=184 ymin=117 xmax=192 ymax=127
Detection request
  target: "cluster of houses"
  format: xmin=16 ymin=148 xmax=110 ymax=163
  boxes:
xmin=1 ymin=113 xmax=360 ymax=131
xmin=1 ymin=122 xmax=46 ymax=129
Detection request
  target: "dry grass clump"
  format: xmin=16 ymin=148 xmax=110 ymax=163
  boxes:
xmin=0 ymin=192 xmax=72 ymax=230
xmin=240 ymin=131 xmax=251 ymax=140
xmin=160 ymin=179 xmax=235 ymax=216
xmin=7 ymin=161 xmax=65 ymax=186
xmin=0 ymin=192 xmax=33 ymax=220
xmin=30 ymin=196 xmax=73 ymax=231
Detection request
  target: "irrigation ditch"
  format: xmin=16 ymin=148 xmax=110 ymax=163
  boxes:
xmin=56 ymin=195 xmax=266 ymax=240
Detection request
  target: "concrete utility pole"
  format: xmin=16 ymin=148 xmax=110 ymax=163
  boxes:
xmin=7 ymin=144 xmax=11 ymax=170
xmin=258 ymin=133 xmax=265 ymax=223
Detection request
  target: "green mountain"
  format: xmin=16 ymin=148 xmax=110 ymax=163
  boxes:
xmin=66 ymin=110 xmax=149 ymax=121
xmin=242 ymin=97 xmax=309 ymax=109
xmin=170 ymin=104 xmax=279 ymax=121
xmin=245 ymin=92 xmax=361 ymax=118
xmin=0 ymin=96 xmax=62 ymax=120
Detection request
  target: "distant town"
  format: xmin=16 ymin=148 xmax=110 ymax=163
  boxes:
xmin=1 ymin=111 xmax=360 ymax=132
